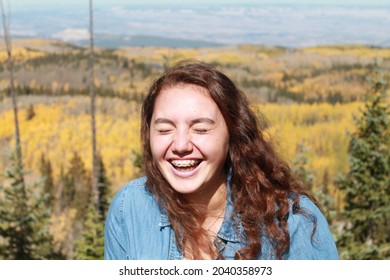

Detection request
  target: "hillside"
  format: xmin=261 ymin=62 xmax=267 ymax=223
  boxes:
xmin=1 ymin=38 xmax=390 ymax=105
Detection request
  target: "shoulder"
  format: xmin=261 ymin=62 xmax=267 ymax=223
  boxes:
xmin=297 ymin=195 xmax=324 ymax=219
xmin=104 ymin=177 xmax=159 ymax=260
xmin=286 ymin=195 xmax=339 ymax=259
xmin=108 ymin=177 xmax=156 ymax=214
xmin=115 ymin=176 xmax=148 ymax=197
xmin=106 ymin=176 xmax=162 ymax=228
xmin=288 ymin=195 xmax=325 ymax=232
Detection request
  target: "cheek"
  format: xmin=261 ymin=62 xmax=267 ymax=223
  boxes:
xmin=215 ymin=134 xmax=230 ymax=161
xmin=195 ymin=135 xmax=229 ymax=159
xmin=149 ymin=134 xmax=160 ymax=158
xmin=150 ymin=135 xmax=170 ymax=159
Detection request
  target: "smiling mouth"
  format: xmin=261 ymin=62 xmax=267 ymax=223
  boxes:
xmin=170 ymin=159 xmax=201 ymax=172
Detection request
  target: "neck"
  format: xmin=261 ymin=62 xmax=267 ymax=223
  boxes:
xmin=181 ymin=180 xmax=227 ymax=260
xmin=183 ymin=180 xmax=227 ymax=217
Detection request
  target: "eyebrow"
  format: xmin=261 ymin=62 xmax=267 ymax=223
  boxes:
xmin=191 ymin=118 xmax=215 ymax=125
xmin=153 ymin=118 xmax=175 ymax=125
xmin=153 ymin=117 xmax=215 ymax=125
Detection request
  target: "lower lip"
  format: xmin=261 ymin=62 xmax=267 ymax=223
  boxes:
xmin=169 ymin=162 xmax=202 ymax=178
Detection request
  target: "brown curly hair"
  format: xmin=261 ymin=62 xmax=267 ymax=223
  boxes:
xmin=141 ymin=60 xmax=318 ymax=259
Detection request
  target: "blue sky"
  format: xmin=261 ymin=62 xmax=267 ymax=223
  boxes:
xmin=9 ymin=0 xmax=390 ymax=3
xmin=8 ymin=0 xmax=390 ymax=7
xmin=5 ymin=0 xmax=390 ymax=47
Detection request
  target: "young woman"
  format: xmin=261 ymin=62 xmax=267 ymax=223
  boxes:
xmin=104 ymin=61 xmax=339 ymax=260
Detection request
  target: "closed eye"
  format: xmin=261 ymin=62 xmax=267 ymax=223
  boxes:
xmin=157 ymin=129 xmax=173 ymax=135
xmin=193 ymin=129 xmax=208 ymax=134
xmin=153 ymin=118 xmax=175 ymax=135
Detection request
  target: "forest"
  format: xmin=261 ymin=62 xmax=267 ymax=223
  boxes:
xmin=0 ymin=36 xmax=389 ymax=260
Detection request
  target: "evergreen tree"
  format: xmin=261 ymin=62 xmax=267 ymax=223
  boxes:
xmin=39 ymin=153 xmax=55 ymax=208
xmin=316 ymin=168 xmax=336 ymax=221
xmin=58 ymin=152 xmax=91 ymax=258
xmin=97 ymin=155 xmax=111 ymax=221
xmin=60 ymin=151 xmax=91 ymax=217
xmin=292 ymin=142 xmax=335 ymax=223
xmin=74 ymin=155 xmax=110 ymax=259
xmin=336 ymin=63 xmax=390 ymax=259
xmin=292 ymin=142 xmax=315 ymax=191
xmin=0 ymin=154 xmax=56 ymax=259
xmin=74 ymin=199 xmax=104 ymax=260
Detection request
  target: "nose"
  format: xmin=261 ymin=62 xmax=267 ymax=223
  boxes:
xmin=172 ymin=130 xmax=193 ymax=154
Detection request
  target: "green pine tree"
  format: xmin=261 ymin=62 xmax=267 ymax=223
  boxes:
xmin=292 ymin=142 xmax=335 ymax=225
xmin=74 ymin=155 xmax=110 ymax=259
xmin=74 ymin=199 xmax=104 ymax=260
xmin=0 ymin=153 xmax=57 ymax=259
xmin=292 ymin=141 xmax=315 ymax=191
xmin=61 ymin=151 xmax=91 ymax=218
xmin=316 ymin=168 xmax=336 ymax=222
xmin=97 ymin=155 xmax=111 ymax=221
xmin=56 ymin=152 xmax=91 ymax=259
xmin=39 ymin=153 xmax=55 ymax=209
xmin=336 ymin=62 xmax=390 ymax=260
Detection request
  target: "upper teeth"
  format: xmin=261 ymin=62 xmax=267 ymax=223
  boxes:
xmin=171 ymin=160 xmax=200 ymax=167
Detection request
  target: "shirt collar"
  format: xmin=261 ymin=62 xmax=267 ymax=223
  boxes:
xmin=159 ymin=210 xmax=171 ymax=228
xmin=216 ymin=187 xmax=241 ymax=243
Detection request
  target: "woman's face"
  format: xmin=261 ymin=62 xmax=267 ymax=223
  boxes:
xmin=150 ymin=84 xmax=229 ymax=197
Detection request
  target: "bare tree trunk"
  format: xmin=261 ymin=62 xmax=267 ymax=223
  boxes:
xmin=89 ymin=0 xmax=98 ymax=208
xmin=0 ymin=0 xmax=26 ymax=195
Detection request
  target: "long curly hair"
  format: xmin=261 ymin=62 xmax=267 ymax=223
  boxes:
xmin=141 ymin=60 xmax=318 ymax=259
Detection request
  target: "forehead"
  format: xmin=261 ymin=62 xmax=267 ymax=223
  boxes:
xmin=152 ymin=84 xmax=222 ymax=118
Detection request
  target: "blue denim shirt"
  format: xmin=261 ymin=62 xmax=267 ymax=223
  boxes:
xmin=104 ymin=177 xmax=339 ymax=260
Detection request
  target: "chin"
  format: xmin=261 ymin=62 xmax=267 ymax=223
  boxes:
xmin=168 ymin=179 xmax=204 ymax=195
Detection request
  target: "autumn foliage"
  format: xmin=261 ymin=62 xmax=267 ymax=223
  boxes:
xmin=1 ymin=39 xmax=389 ymax=259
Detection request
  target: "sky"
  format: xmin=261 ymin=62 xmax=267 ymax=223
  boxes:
xmin=8 ymin=0 xmax=390 ymax=8
xmin=5 ymin=0 xmax=390 ymax=15
xmin=3 ymin=0 xmax=390 ymax=48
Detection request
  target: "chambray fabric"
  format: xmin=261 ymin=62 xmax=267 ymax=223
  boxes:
xmin=104 ymin=177 xmax=339 ymax=260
